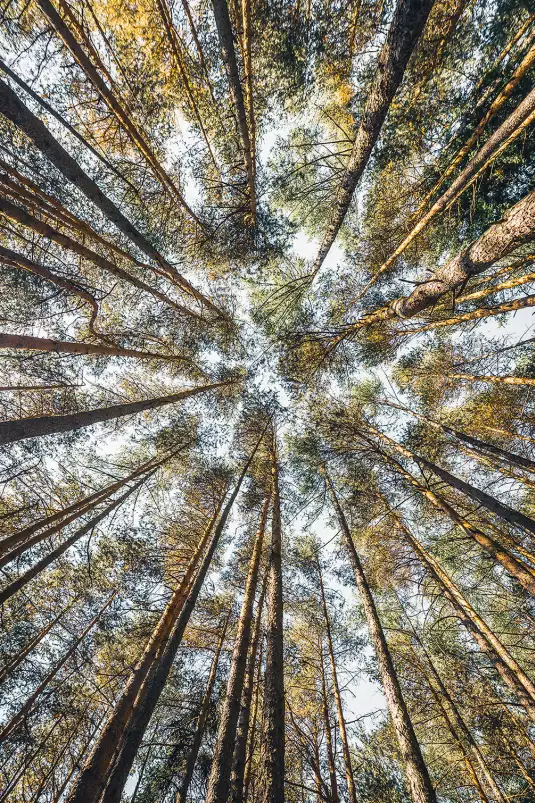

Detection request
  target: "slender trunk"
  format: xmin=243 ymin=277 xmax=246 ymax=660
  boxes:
xmin=451 ymin=372 xmax=535 ymax=387
xmin=175 ymin=613 xmax=230 ymax=803
xmin=0 ymin=445 xmax=186 ymax=568
xmin=36 ymin=0 xmax=200 ymax=225
xmin=319 ymin=642 xmax=339 ymax=803
xmin=243 ymin=634 xmax=264 ymax=803
xmin=403 ymin=293 xmax=535 ymax=335
xmin=84 ymin=428 xmax=267 ymax=803
xmin=241 ymin=0 xmax=255 ymax=191
xmin=0 ymin=597 xmax=77 ymax=685
xmin=0 ymin=473 xmax=151 ymax=605
xmin=0 ymin=593 xmax=115 ymax=743
xmin=312 ymin=0 xmax=436 ymax=274
xmin=326 ymin=474 xmax=436 ymax=803
xmin=64 ymin=492 xmax=227 ymax=803
xmin=259 ymin=433 xmax=285 ymax=803
xmin=356 ymin=187 xmax=535 ymax=328
xmin=0 ymin=448 xmax=176 ymax=555
xmin=0 ymin=77 xmax=223 ymax=316
xmin=0 ymin=332 xmax=193 ymax=364
xmin=231 ymin=575 xmax=267 ymax=803
xmin=0 ymin=379 xmax=229 ymax=445
xmin=0 ymin=196 xmax=197 ymax=318
xmin=364 ymin=423 xmax=535 ymax=543
xmin=179 ymin=0 xmax=222 ymax=117
xmin=367 ymin=435 xmax=535 ymax=596
xmin=391 ymin=511 xmax=535 ymax=721
xmin=316 ymin=560 xmax=356 ymax=803
xmin=361 ymin=84 xmax=535 ymax=296
xmin=206 ymin=492 xmax=271 ymax=803
xmin=379 ymin=398 xmax=535 ymax=474
xmin=0 ymin=244 xmax=100 ymax=327
xmin=211 ymin=0 xmax=256 ymax=221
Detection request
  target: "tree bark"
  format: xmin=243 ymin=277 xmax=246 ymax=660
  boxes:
xmin=74 ymin=427 xmax=267 ymax=803
xmin=312 ymin=0 xmax=436 ymax=274
xmin=0 ymin=77 xmax=223 ymax=316
xmin=259 ymin=432 xmax=285 ymax=803
xmin=0 ymin=330 xmax=193 ymax=365
xmin=316 ymin=559 xmax=356 ymax=803
xmin=231 ymin=575 xmax=267 ymax=803
xmin=391 ymin=511 xmax=535 ymax=722
xmin=319 ymin=641 xmax=339 ymax=803
xmin=0 ymin=593 xmax=115 ymax=743
xmin=326 ymin=474 xmax=436 ymax=803
xmin=0 ymin=473 xmax=152 ymax=605
xmin=450 ymin=372 xmax=535 ymax=388
xmin=0 ymin=379 xmax=229 ymax=445
xmin=211 ymin=0 xmax=256 ymax=221
xmin=175 ymin=614 xmax=230 ymax=803
xmin=206 ymin=491 xmax=271 ymax=803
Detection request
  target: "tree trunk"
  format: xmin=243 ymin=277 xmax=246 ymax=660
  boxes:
xmin=391 ymin=511 xmax=535 ymax=721
xmin=63 ymin=493 xmax=226 ymax=803
xmin=403 ymin=293 xmax=535 ymax=335
xmin=319 ymin=641 xmax=339 ymax=803
xmin=80 ymin=427 xmax=267 ymax=803
xmin=175 ymin=613 xmax=230 ymax=803
xmin=0 ymin=196 xmax=198 ymax=318
xmin=243 ymin=633 xmax=264 ymax=803
xmin=36 ymin=0 xmax=200 ymax=225
xmin=364 ymin=423 xmax=535 ymax=543
xmin=0 ymin=445 xmax=186 ymax=568
xmin=316 ymin=559 xmax=356 ymax=803
xmin=206 ymin=491 xmax=271 ymax=803
xmin=450 ymin=372 xmax=535 ymax=387
xmin=259 ymin=432 xmax=285 ymax=803
xmin=326 ymin=474 xmax=436 ymax=803
xmin=0 ymin=597 xmax=77 ymax=685
xmin=0 ymin=77 xmax=223 ymax=316
xmin=211 ymin=0 xmax=256 ymax=221
xmin=0 ymin=593 xmax=115 ymax=743
xmin=365 ymin=434 xmax=535 ymax=596
xmin=0 ymin=379 xmax=229 ymax=445
xmin=312 ymin=0 xmax=436 ymax=274
xmin=231 ymin=575 xmax=267 ymax=803
xmin=0 ymin=448 xmax=178 ymax=556
xmin=356 ymin=187 xmax=535 ymax=327
xmin=364 ymin=85 xmax=535 ymax=292
xmin=0 ymin=473 xmax=152 ymax=605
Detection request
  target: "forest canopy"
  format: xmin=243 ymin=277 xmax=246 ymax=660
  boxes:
xmin=0 ymin=0 xmax=535 ymax=801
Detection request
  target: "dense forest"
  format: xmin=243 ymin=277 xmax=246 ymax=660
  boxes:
xmin=0 ymin=0 xmax=534 ymax=800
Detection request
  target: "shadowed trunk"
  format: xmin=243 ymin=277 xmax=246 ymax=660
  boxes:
xmin=0 ymin=380 xmax=229 ymax=445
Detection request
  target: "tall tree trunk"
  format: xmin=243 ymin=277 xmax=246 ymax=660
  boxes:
xmin=0 ymin=447 xmax=180 ymax=556
xmin=206 ymin=491 xmax=271 ymax=803
xmin=319 ymin=641 xmax=339 ymax=803
xmin=36 ymin=0 xmax=200 ymax=225
xmin=80 ymin=427 xmax=267 ymax=803
xmin=259 ymin=432 xmax=285 ymax=803
xmin=364 ymin=423 xmax=535 ymax=543
xmin=175 ymin=613 xmax=230 ymax=803
xmin=0 ymin=196 xmax=199 ymax=318
xmin=0 ymin=473 xmax=152 ymax=604
xmin=0 ymin=448 xmax=185 ymax=567
xmin=0 ymin=379 xmax=229 ymax=445
xmin=363 ymin=433 xmax=535 ymax=596
xmin=0 ymin=332 xmax=194 ymax=364
xmin=312 ymin=0 xmax=436 ymax=275
xmin=0 ymin=593 xmax=115 ymax=743
xmin=0 ymin=597 xmax=77 ymax=685
xmin=231 ymin=576 xmax=267 ymax=803
xmin=403 ymin=293 xmax=535 ymax=336
xmin=326 ymin=473 xmax=436 ymax=803
xmin=362 ymin=84 xmax=535 ymax=293
xmin=390 ymin=510 xmax=535 ymax=721
xmin=0 ymin=78 xmax=223 ymax=316
xmin=316 ymin=559 xmax=356 ymax=803
xmin=450 ymin=372 xmax=535 ymax=388
xmin=355 ymin=187 xmax=535 ymax=329
xmin=243 ymin=633 xmax=264 ymax=803
xmin=378 ymin=398 xmax=535 ymax=474
xmin=63 ymin=492 xmax=226 ymax=803
xmin=211 ymin=0 xmax=256 ymax=221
